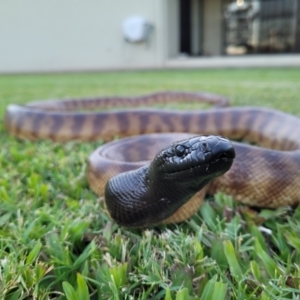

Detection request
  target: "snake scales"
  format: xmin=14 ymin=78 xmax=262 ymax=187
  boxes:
xmin=5 ymin=92 xmax=300 ymax=227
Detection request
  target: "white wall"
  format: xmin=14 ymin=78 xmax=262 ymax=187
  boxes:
xmin=0 ymin=0 xmax=168 ymax=73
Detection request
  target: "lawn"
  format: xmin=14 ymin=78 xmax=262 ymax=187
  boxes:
xmin=0 ymin=68 xmax=300 ymax=299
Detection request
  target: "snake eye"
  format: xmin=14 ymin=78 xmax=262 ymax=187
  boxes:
xmin=175 ymin=144 xmax=185 ymax=157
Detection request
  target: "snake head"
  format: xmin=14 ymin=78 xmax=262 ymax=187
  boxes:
xmin=154 ymin=135 xmax=235 ymax=181
xmin=105 ymin=135 xmax=235 ymax=228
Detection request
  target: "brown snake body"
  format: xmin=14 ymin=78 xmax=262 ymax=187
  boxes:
xmin=5 ymin=92 xmax=300 ymax=226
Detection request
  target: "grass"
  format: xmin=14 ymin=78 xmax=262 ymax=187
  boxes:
xmin=0 ymin=68 xmax=300 ymax=299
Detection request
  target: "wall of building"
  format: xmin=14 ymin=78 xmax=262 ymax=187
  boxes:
xmin=0 ymin=0 xmax=168 ymax=73
xmin=166 ymin=0 xmax=179 ymax=58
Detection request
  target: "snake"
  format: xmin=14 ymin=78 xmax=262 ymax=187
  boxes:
xmin=4 ymin=91 xmax=300 ymax=227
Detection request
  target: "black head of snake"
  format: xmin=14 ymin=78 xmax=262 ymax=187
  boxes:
xmin=105 ymin=135 xmax=235 ymax=227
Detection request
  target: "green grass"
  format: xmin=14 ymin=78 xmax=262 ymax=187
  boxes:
xmin=0 ymin=68 xmax=300 ymax=299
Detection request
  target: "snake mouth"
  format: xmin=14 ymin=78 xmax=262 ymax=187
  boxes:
xmin=167 ymin=153 xmax=234 ymax=174
xmin=164 ymin=156 xmax=234 ymax=176
xmin=216 ymin=151 xmax=235 ymax=160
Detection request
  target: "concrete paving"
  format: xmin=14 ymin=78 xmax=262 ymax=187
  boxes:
xmin=165 ymin=54 xmax=300 ymax=69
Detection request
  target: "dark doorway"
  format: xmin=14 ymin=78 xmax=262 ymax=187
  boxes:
xmin=179 ymin=0 xmax=203 ymax=55
xmin=180 ymin=0 xmax=191 ymax=54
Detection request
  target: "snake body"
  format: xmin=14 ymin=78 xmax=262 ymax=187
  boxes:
xmin=5 ymin=92 xmax=300 ymax=227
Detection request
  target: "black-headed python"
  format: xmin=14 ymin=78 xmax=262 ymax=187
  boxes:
xmin=4 ymin=92 xmax=300 ymax=227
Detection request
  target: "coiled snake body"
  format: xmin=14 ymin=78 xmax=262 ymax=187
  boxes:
xmin=5 ymin=92 xmax=300 ymax=227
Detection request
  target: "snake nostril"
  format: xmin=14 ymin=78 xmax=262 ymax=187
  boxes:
xmin=225 ymin=147 xmax=236 ymax=159
xmin=218 ymin=152 xmax=230 ymax=159
xmin=211 ymin=139 xmax=235 ymax=160
xmin=217 ymin=147 xmax=235 ymax=160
